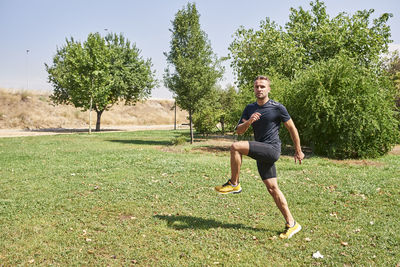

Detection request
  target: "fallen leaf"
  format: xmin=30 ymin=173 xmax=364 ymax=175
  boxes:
xmin=305 ymin=237 xmax=312 ymax=242
xmin=341 ymin=241 xmax=349 ymax=246
xmin=330 ymin=212 xmax=338 ymax=218
xmin=312 ymin=251 xmax=324 ymax=259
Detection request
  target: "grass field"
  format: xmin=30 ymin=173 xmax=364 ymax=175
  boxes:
xmin=0 ymin=130 xmax=399 ymax=266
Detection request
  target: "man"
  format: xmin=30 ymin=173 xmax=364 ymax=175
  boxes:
xmin=215 ymin=75 xmax=305 ymax=239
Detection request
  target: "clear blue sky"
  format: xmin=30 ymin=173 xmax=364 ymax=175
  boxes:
xmin=1 ymin=0 xmax=399 ymax=99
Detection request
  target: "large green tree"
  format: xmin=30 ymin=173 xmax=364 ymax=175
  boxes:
xmin=46 ymin=32 xmax=156 ymax=131
xmin=164 ymin=3 xmax=223 ymax=143
xmin=229 ymin=0 xmax=392 ymax=88
xmin=228 ymin=0 xmax=398 ymax=158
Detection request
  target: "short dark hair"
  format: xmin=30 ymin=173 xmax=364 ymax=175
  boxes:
xmin=254 ymin=75 xmax=271 ymax=83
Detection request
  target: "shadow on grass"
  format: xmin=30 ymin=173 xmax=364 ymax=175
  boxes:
xmin=108 ymin=139 xmax=172 ymax=146
xmin=154 ymin=214 xmax=266 ymax=232
xmin=192 ymin=145 xmax=230 ymax=153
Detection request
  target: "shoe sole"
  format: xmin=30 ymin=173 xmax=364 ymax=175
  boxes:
xmin=215 ymin=188 xmax=242 ymax=194
xmin=287 ymin=224 xmax=302 ymax=239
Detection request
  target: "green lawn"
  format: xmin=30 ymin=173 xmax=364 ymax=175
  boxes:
xmin=0 ymin=130 xmax=399 ymax=266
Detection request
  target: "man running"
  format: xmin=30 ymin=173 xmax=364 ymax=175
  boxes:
xmin=215 ymin=75 xmax=305 ymax=239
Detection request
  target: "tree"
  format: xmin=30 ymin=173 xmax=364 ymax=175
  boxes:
xmin=164 ymin=2 xmax=223 ymax=143
xmin=46 ymin=32 xmax=156 ymax=131
xmin=228 ymin=0 xmax=398 ymax=158
xmin=229 ymin=0 xmax=392 ymax=88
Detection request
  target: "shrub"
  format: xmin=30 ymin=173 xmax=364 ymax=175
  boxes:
xmin=285 ymin=54 xmax=399 ymax=159
xmin=193 ymin=85 xmax=240 ymax=135
xmin=171 ymin=136 xmax=187 ymax=146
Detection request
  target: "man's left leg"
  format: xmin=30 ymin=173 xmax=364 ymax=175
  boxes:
xmin=263 ymin=178 xmax=301 ymax=239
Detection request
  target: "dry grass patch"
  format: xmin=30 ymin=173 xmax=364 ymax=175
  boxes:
xmin=389 ymin=145 xmax=400 ymax=155
xmin=330 ymin=159 xmax=385 ymax=167
xmin=0 ymin=88 xmax=188 ymax=129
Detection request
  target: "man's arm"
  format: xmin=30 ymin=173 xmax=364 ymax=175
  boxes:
xmin=236 ymin=112 xmax=261 ymax=135
xmin=284 ymin=118 xmax=305 ymax=164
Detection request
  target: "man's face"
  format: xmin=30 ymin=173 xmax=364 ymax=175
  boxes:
xmin=254 ymin=79 xmax=270 ymax=99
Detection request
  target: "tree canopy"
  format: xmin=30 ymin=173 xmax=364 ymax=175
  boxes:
xmin=46 ymin=32 xmax=156 ymax=131
xmin=229 ymin=0 xmax=393 ymax=88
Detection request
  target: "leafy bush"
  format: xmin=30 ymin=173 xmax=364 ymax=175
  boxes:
xmin=193 ymin=85 xmax=240 ymax=135
xmin=285 ymin=54 xmax=399 ymax=158
xmin=192 ymin=104 xmax=222 ymax=135
xmin=171 ymin=135 xmax=187 ymax=146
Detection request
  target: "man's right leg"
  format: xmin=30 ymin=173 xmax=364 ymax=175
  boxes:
xmin=215 ymin=141 xmax=249 ymax=194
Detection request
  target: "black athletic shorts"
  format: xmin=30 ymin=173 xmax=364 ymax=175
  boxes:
xmin=247 ymin=141 xmax=281 ymax=180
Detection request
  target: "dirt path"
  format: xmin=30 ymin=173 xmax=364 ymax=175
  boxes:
xmin=0 ymin=124 xmax=189 ymax=138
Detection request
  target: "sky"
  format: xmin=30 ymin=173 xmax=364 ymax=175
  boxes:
xmin=1 ymin=0 xmax=399 ymax=99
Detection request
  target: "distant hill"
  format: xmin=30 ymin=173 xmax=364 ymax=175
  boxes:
xmin=0 ymin=89 xmax=188 ymax=130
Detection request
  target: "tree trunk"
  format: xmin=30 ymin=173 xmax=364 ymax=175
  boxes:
xmin=95 ymin=110 xmax=104 ymax=131
xmin=221 ymin=118 xmax=225 ymax=135
xmin=189 ymin=109 xmax=194 ymax=144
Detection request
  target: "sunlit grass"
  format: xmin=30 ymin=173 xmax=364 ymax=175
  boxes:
xmin=0 ymin=130 xmax=399 ymax=265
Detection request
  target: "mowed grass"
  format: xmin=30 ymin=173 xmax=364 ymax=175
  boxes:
xmin=0 ymin=130 xmax=399 ymax=266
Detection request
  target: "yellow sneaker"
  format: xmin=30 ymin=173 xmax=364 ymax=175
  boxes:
xmin=215 ymin=179 xmax=242 ymax=194
xmin=279 ymin=221 xmax=302 ymax=239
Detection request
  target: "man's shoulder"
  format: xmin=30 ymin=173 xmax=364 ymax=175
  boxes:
xmin=268 ymin=99 xmax=283 ymax=106
xmin=268 ymin=99 xmax=288 ymax=110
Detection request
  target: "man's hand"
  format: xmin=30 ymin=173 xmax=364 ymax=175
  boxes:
xmin=243 ymin=112 xmax=261 ymax=124
xmin=237 ymin=112 xmax=261 ymax=135
xmin=294 ymin=150 xmax=305 ymax=164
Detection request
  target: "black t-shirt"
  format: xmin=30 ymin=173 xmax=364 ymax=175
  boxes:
xmin=237 ymin=100 xmax=291 ymax=147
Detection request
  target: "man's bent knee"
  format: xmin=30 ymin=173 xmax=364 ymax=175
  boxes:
xmin=231 ymin=141 xmax=249 ymax=155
